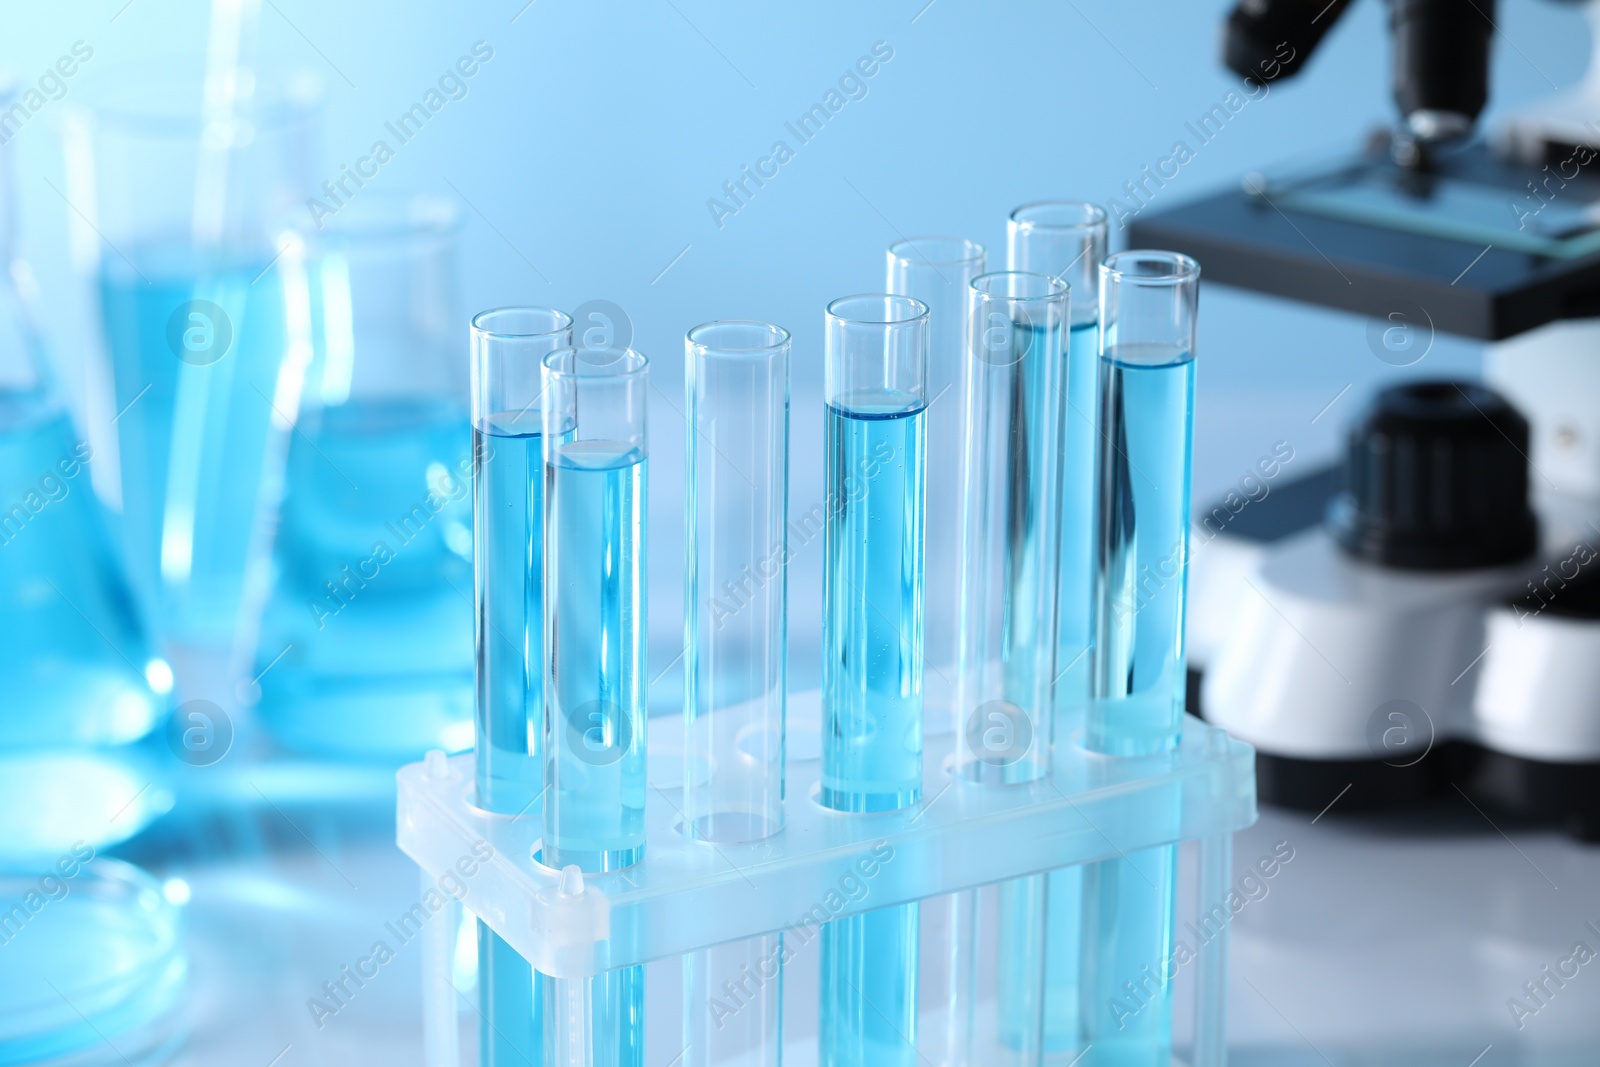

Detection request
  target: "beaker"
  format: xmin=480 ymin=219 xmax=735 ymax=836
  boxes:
xmin=63 ymin=64 xmax=321 ymax=660
xmin=252 ymin=194 xmax=474 ymax=760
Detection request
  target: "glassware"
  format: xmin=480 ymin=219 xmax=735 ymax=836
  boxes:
xmin=541 ymin=344 xmax=649 ymax=1067
xmin=469 ymin=306 xmax=572 ymax=1067
xmin=64 ymin=66 xmax=320 ymax=659
xmin=541 ymin=345 xmax=650 ymax=872
xmin=681 ymin=320 xmax=790 ymax=1067
xmin=820 ymin=294 xmax=929 ymax=814
xmin=1081 ymin=250 xmax=1200 ymax=1067
xmin=886 ymin=237 xmax=985 ymax=735
xmin=1004 ymin=199 xmax=1109 ymax=1057
xmin=471 ymin=306 xmax=573 ymax=813
xmin=253 ymin=194 xmax=475 ymax=759
xmin=820 ymin=294 xmax=927 ymax=1067
xmin=1006 ymin=200 xmax=1109 ymax=717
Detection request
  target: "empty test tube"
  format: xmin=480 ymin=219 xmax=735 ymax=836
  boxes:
xmin=886 ymin=237 xmax=986 ymax=733
xmin=1004 ymin=200 xmax=1108 ymax=1058
xmin=958 ymin=273 xmax=1069 ymax=1064
xmin=682 ymin=320 xmax=790 ymax=1067
xmin=1081 ymin=250 xmax=1199 ymax=1067
xmin=470 ymin=306 xmax=571 ymax=1067
xmin=954 ymin=271 xmax=1067 ymax=784
xmin=820 ymin=294 xmax=928 ymax=1067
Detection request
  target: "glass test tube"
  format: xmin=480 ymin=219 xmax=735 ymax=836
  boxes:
xmin=472 ymin=307 xmax=573 ymax=813
xmin=1081 ymin=251 xmax=1199 ymax=1067
xmin=542 ymin=345 xmax=649 ymax=1067
xmin=682 ymin=321 xmax=789 ymax=1067
xmin=886 ymin=237 xmax=986 ymax=734
xmin=470 ymin=307 xmax=571 ymax=1067
xmin=821 ymin=294 xmax=929 ymax=813
xmin=887 ymin=239 xmax=986 ymax=1067
xmin=820 ymin=294 xmax=927 ymax=1067
xmin=1006 ymin=201 xmax=1109 ymax=717
xmin=541 ymin=345 xmax=650 ymax=871
xmin=957 ymin=272 xmax=1069 ymax=1066
xmin=1004 ymin=200 xmax=1108 ymax=1058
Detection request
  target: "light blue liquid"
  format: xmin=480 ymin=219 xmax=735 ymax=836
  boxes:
xmin=98 ymin=243 xmax=291 ymax=647
xmin=474 ymin=421 xmax=545 ymax=813
xmin=820 ymin=902 xmax=918 ymax=1067
xmin=543 ymin=441 xmax=647 ymax=872
xmin=0 ymin=393 xmax=162 ymax=750
xmin=821 ymin=396 xmax=925 ymax=813
xmin=255 ymin=398 xmax=474 ymax=758
xmin=478 ymin=925 xmax=541 ymax=1067
xmin=1090 ymin=345 xmax=1195 ymax=754
xmin=1081 ymin=344 xmax=1193 ymax=1067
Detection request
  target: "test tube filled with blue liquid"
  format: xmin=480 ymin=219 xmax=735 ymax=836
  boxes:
xmin=469 ymin=306 xmax=572 ymax=1067
xmin=1004 ymin=199 xmax=1109 ymax=1057
xmin=541 ymin=344 xmax=648 ymax=1065
xmin=1082 ymin=251 xmax=1200 ymax=1067
xmin=682 ymin=320 xmax=790 ymax=1067
xmin=820 ymin=294 xmax=927 ymax=1067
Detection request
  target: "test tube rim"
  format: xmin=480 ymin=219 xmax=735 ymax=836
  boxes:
xmin=471 ymin=305 xmax=574 ymax=340
xmin=825 ymin=292 xmax=929 ymax=327
xmin=685 ymin=319 xmax=792 ymax=357
xmin=1008 ymin=198 xmax=1110 ymax=233
xmin=541 ymin=345 xmax=650 ymax=380
xmin=969 ymin=269 xmax=1070 ymax=303
xmin=1101 ymin=249 xmax=1202 ymax=287
xmin=887 ymin=235 xmax=987 ymax=268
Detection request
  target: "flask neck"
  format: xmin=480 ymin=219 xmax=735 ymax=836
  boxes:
xmin=0 ymin=117 xmax=53 ymax=397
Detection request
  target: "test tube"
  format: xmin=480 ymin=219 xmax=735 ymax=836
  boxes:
xmin=471 ymin=307 xmax=573 ymax=814
xmin=681 ymin=320 xmax=789 ymax=1067
xmin=1006 ymin=201 xmax=1109 ymax=716
xmin=820 ymin=294 xmax=927 ymax=1067
xmin=955 ymin=272 xmax=1069 ymax=1065
xmin=1080 ymin=250 xmax=1199 ymax=1067
xmin=886 ymin=237 xmax=986 ymax=734
xmin=470 ymin=306 xmax=571 ymax=1067
xmin=541 ymin=344 xmax=649 ymax=1067
xmin=540 ymin=344 xmax=650 ymax=871
xmin=1004 ymin=200 xmax=1108 ymax=1058
xmin=821 ymin=294 xmax=929 ymax=813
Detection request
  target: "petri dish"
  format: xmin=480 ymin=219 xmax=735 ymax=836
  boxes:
xmin=0 ymin=859 xmax=186 ymax=1066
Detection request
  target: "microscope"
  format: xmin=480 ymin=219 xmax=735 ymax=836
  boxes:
xmin=1131 ymin=0 xmax=1600 ymax=836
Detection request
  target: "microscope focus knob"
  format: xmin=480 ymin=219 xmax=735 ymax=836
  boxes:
xmin=1328 ymin=380 xmax=1538 ymax=570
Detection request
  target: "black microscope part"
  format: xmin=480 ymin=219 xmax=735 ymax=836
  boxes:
xmin=1327 ymin=379 xmax=1539 ymax=570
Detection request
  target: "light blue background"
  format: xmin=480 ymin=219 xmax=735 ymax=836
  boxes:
xmin=6 ymin=0 xmax=1593 ymax=686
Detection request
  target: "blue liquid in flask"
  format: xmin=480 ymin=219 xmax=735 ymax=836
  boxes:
xmin=821 ymin=395 xmax=925 ymax=814
xmin=0 ymin=391 xmax=161 ymax=749
xmin=255 ymin=396 xmax=475 ymax=758
xmin=543 ymin=440 xmax=647 ymax=873
xmin=97 ymin=244 xmax=292 ymax=647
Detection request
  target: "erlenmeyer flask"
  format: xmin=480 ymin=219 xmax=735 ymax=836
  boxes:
xmin=0 ymin=82 xmax=166 ymax=754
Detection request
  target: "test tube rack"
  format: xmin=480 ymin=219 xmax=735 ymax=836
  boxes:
xmin=398 ymin=704 xmax=1256 ymax=1066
